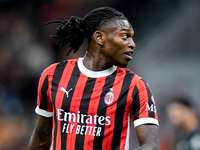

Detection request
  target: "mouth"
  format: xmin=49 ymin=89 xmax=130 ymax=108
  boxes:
xmin=125 ymin=52 xmax=132 ymax=56
xmin=124 ymin=50 xmax=134 ymax=60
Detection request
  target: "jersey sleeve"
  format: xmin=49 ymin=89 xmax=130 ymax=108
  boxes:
xmin=131 ymin=79 xmax=159 ymax=127
xmin=35 ymin=66 xmax=53 ymax=117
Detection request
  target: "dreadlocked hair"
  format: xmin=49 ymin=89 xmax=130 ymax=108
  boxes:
xmin=46 ymin=16 xmax=84 ymax=56
xmin=46 ymin=7 xmax=127 ymax=55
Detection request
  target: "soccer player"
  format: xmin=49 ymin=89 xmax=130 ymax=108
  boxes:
xmin=28 ymin=7 xmax=159 ymax=150
xmin=167 ymin=97 xmax=200 ymax=150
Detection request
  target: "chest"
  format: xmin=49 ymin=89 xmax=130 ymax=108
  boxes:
xmin=50 ymin=72 xmax=133 ymax=115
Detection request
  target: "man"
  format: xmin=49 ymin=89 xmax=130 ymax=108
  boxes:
xmin=167 ymin=97 xmax=200 ymax=150
xmin=28 ymin=7 xmax=159 ymax=150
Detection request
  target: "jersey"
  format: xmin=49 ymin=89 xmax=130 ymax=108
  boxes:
xmin=175 ymin=126 xmax=200 ymax=150
xmin=35 ymin=57 xmax=159 ymax=150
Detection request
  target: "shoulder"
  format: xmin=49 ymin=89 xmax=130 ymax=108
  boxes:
xmin=50 ymin=58 xmax=78 ymax=69
xmin=116 ymin=67 xmax=152 ymax=92
xmin=41 ymin=58 xmax=79 ymax=76
xmin=116 ymin=67 xmax=142 ymax=81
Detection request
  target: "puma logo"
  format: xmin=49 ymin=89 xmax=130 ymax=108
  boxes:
xmin=60 ymin=87 xmax=73 ymax=98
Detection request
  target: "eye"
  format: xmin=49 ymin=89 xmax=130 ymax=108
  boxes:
xmin=121 ymin=33 xmax=128 ymax=40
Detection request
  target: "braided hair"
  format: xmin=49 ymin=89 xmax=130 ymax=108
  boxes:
xmin=46 ymin=7 xmax=127 ymax=55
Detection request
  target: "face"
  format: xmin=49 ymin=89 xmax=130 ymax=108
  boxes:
xmin=100 ymin=19 xmax=136 ymax=67
xmin=167 ymin=103 xmax=189 ymax=128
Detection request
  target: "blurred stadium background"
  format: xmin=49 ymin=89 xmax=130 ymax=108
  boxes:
xmin=0 ymin=0 xmax=199 ymax=149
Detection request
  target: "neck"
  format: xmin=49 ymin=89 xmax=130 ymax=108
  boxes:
xmin=83 ymin=50 xmax=113 ymax=71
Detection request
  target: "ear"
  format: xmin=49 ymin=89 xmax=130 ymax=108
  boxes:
xmin=93 ymin=31 xmax=105 ymax=46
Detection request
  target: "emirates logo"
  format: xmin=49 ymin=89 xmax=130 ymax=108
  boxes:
xmin=104 ymin=91 xmax=114 ymax=105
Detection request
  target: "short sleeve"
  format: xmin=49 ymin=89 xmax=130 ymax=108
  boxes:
xmin=35 ymin=67 xmax=53 ymax=117
xmin=131 ymin=79 xmax=159 ymax=127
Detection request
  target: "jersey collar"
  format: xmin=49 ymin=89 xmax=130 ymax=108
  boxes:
xmin=77 ymin=57 xmax=117 ymax=78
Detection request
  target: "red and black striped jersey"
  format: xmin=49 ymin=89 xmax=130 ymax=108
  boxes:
xmin=35 ymin=57 xmax=159 ymax=150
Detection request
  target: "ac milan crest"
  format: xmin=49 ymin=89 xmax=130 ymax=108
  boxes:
xmin=104 ymin=91 xmax=114 ymax=105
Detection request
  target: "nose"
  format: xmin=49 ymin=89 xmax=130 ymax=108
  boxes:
xmin=128 ymin=38 xmax=136 ymax=49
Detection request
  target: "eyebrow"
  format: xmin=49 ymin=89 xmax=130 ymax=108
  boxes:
xmin=120 ymin=29 xmax=134 ymax=35
xmin=121 ymin=29 xmax=130 ymax=31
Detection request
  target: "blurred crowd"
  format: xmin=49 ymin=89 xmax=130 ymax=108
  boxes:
xmin=0 ymin=0 xmax=199 ymax=149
